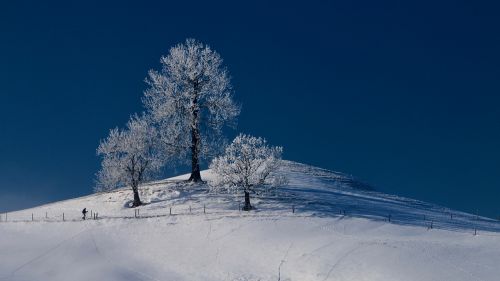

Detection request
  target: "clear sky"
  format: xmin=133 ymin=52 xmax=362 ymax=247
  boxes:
xmin=0 ymin=0 xmax=499 ymax=218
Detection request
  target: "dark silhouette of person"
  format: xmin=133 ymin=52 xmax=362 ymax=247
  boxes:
xmin=82 ymin=208 xmax=88 ymax=220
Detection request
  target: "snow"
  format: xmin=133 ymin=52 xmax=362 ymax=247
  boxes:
xmin=1 ymin=161 xmax=499 ymax=281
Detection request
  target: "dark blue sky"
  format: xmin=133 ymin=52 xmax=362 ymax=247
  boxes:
xmin=1 ymin=0 xmax=499 ymax=217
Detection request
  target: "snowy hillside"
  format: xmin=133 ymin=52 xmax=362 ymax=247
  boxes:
xmin=1 ymin=161 xmax=499 ymax=281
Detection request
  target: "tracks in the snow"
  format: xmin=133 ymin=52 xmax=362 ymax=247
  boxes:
xmin=0 ymin=225 xmax=91 ymax=281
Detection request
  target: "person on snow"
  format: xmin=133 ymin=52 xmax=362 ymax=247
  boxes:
xmin=82 ymin=208 xmax=88 ymax=220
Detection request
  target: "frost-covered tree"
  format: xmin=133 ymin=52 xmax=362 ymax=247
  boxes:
xmin=143 ymin=38 xmax=240 ymax=182
xmin=210 ymin=134 xmax=284 ymax=211
xmin=96 ymin=115 xmax=164 ymax=207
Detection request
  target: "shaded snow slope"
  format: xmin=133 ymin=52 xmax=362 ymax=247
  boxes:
xmin=1 ymin=161 xmax=499 ymax=281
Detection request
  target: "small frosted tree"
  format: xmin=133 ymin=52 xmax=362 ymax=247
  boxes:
xmin=210 ymin=134 xmax=284 ymax=211
xmin=143 ymin=38 xmax=240 ymax=182
xmin=96 ymin=115 xmax=164 ymax=207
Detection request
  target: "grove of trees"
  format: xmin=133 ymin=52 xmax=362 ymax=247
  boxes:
xmin=96 ymin=39 xmax=284 ymax=209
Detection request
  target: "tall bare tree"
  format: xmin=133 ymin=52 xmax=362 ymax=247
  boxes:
xmin=143 ymin=39 xmax=240 ymax=182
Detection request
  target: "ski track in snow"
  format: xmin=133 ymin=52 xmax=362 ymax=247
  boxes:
xmin=0 ymin=225 xmax=90 ymax=281
xmin=277 ymin=242 xmax=293 ymax=281
xmin=321 ymin=242 xmax=376 ymax=281
xmin=89 ymin=228 xmax=161 ymax=281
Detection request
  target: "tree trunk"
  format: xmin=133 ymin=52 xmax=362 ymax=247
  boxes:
xmin=243 ymin=191 xmax=252 ymax=211
xmin=132 ymin=186 xmax=142 ymax=207
xmin=188 ymin=126 xmax=202 ymax=182
xmin=188 ymin=94 xmax=202 ymax=182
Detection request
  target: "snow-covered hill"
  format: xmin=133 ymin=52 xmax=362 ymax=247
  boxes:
xmin=1 ymin=161 xmax=499 ymax=281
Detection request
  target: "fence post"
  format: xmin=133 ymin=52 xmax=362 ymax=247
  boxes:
xmin=170 ymin=207 xmax=172 ymax=215
xmin=204 ymin=204 xmax=206 ymax=214
xmin=63 ymin=213 xmax=65 ymax=221
xmin=474 ymin=227 xmax=477 ymax=236
xmin=292 ymin=205 xmax=295 ymax=214
xmin=46 ymin=212 xmax=48 ymax=219
xmin=32 ymin=213 xmax=34 ymax=221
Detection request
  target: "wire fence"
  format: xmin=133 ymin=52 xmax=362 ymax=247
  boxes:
xmin=1 ymin=202 xmax=499 ymax=237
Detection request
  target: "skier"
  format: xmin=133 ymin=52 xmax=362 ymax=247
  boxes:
xmin=82 ymin=208 xmax=88 ymax=220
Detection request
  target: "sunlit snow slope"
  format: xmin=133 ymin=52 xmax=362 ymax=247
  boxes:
xmin=1 ymin=161 xmax=499 ymax=281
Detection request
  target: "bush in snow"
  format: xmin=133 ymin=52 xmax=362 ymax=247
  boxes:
xmin=96 ymin=115 xmax=166 ymax=207
xmin=143 ymin=38 xmax=240 ymax=182
xmin=210 ymin=134 xmax=284 ymax=211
